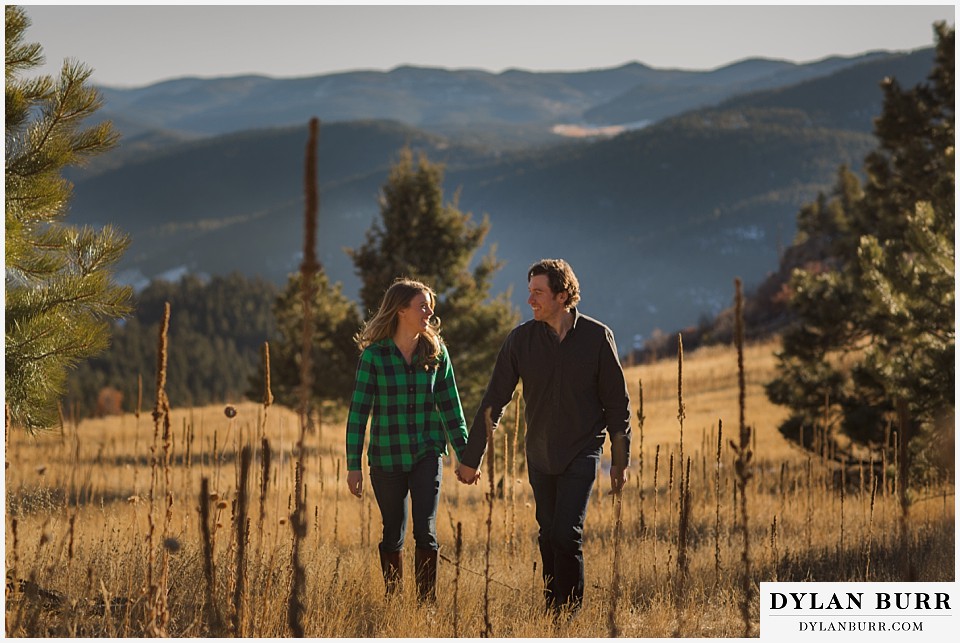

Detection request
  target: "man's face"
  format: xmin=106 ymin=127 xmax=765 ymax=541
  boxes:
xmin=527 ymin=274 xmax=567 ymax=323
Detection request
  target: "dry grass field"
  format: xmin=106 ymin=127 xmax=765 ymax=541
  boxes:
xmin=4 ymin=337 xmax=954 ymax=637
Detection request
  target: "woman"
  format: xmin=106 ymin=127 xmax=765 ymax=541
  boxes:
xmin=345 ymin=278 xmax=469 ymax=603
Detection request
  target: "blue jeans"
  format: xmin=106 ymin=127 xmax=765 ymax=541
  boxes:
xmin=369 ymin=455 xmax=442 ymax=553
xmin=527 ymin=450 xmax=599 ymax=611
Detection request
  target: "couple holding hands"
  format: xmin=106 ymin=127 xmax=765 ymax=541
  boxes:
xmin=345 ymin=259 xmax=632 ymax=615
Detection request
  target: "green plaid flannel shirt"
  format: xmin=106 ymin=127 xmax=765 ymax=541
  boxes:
xmin=346 ymin=339 xmax=469 ymax=472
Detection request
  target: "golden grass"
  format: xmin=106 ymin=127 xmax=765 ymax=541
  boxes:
xmin=5 ymin=338 xmax=954 ymax=637
xmin=625 ymin=339 xmax=790 ymax=458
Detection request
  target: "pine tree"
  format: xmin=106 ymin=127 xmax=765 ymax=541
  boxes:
xmin=348 ymin=148 xmax=519 ymax=413
xmin=265 ymin=270 xmax=362 ymax=407
xmin=5 ymin=6 xmax=131 ymax=430
xmin=767 ymin=23 xmax=954 ymax=473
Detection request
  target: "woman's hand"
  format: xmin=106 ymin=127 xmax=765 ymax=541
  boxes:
xmin=455 ymin=464 xmax=480 ymax=485
xmin=347 ymin=470 xmax=363 ymax=497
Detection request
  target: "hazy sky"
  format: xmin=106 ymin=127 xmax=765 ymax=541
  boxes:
xmin=21 ymin=3 xmax=957 ymax=88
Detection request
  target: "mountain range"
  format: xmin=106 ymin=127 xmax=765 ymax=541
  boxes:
xmin=66 ymin=46 xmax=936 ymax=349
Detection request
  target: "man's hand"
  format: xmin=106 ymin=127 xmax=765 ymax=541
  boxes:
xmin=609 ymin=465 xmax=627 ymax=495
xmin=347 ymin=470 xmax=363 ymax=497
xmin=456 ymin=464 xmax=481 ymax=485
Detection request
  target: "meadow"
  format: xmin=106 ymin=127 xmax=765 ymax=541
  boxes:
xmin=4 ymin=337 xmax=954 ymax=637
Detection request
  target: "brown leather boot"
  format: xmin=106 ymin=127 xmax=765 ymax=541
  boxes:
xmin=414 ymin=548 xmax=438 ymax=604
xmin=379 ymin=549 xmax=403 ymax=595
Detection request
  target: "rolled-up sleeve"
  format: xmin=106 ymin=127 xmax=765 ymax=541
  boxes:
xmin=434 ymin=347 xmax=469 ymax=461
xmin=345 ymin=349 xmax=376 ymax=471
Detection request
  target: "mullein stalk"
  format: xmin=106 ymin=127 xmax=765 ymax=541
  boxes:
xmin=666 ymin=452 xmax=675 ymax=579
xmin=503 ymin=430 xmax=509 ymax=541
xmin=608 ymin=437 xmax=625 ymax=637
xmin=770 ymin=516 xmax=779 ymax=582
xmin=637 ymin=378 xmax=646 ymax=536
xmin=261 ymin=341 xmax=274 ymax=437
xmin=731 ymin=278 xmax=753 ymax=638
xmin=453 ymin=522 xmax=463 ymax=636
xmin=839 ymin=465 xmax=846 ymax=576
xmin=258 ymin=438 xmax=271 ymax=556
xmin=483 ymin=408 xmax=496 ymax=638
xmin=147 ymin=301 xmax=171 ymax=637
xmin=233 ymin=445 xmax=252 ymax=636
xmin=510 ymin=392 xmax=520 ymax=550
xmin=672 ymin=457 xmax=691 ymax=636
xmin=200 ymin=477 xmax=225 ymax=635
xmin=676 ymin=458 xmax=691 ymax=582
xmin=289 ymin=117 xmax=319 ymax=637
xmin=713 ymin=419 xmax=723 ymax=588
xmin=334 ymin=458 xmax=341 ymax=544
xmin=652 ymin=445 xmax=661 ymax=585
xmin=677 ymin=333 xmax=685 ymax=474
xmin=865 ymin=476 xmax=878 ymax=580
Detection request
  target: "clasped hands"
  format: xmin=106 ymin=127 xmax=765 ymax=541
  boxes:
xmin=348 ymin=463 xmax=625 ymax=494
xmin=347 ymin=465 xmax=480 ymax=497
xmin=455 ymin=463 xmax=481 ymax=485
xmin=456 ymin=463 xmax=626 ymax=493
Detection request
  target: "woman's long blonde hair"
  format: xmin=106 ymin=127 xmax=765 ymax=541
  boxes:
xmin=355 ymin=278 xmax=443 ymax=368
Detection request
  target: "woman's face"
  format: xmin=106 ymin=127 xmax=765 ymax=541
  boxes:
xmin=396 ymin=290 xmax=433 ymax=335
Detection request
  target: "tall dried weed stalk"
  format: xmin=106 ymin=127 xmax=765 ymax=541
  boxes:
xmin=676 ymin=458 xmax=691 ymax=584
xmin=677 ymin=333 xmax=685 ymax=469
xmin=730 ymin=278 xmax=753 ymax=637
xmin=770 ymin=516 xmax=779 ymax=582
xmin=232 ymin=445 xmax=252 ymax=636
xmin=289 ymin=116 xmax=320 ymax=637
xmin=652 ymin=444 xmax=661 ymax=582
xmin=146 ymin=301 xmax=172 ymax=637
xmin=262 ymin=341 xmax=275 ymax=410
xmin=838 ymin=465 xmax=846 ymax=576
xmin=258 ymin=438 xmax=272 ymax=560
xmin=259 ymin=341 xmax=274 ymax=448
xmin=199 ymin=477 xmax=225 ymax=635
xmin=453 ymin=522 xmax=463 ymax=636
xmin=865 ymin=476 xmax=879 ymax=580
xmin=673 ymin=457 xmax=692 ymax=636
xmin=510 ymin=392 xmax=521 ymax=548
xmin=713 ymin=419 xmax=723 ymax=587
xmin=483 ymin=407 xmax=496 ymax=638
xmin=637 ymin=378 xmax=646 ymax=535
xmin=502 ymin=430 xmax=509 ymax=539
xmin=666 ymin=451 xmax=675 ymax=576
xmin=608 ymin=453 xmax=624 ymax=638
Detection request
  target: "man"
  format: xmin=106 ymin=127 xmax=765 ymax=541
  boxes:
xmin=457 ymin=258 xmax=631 ymax=616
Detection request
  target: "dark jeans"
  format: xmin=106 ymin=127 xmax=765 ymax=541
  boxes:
xmin=527 ymin=450 xmax=599 ymax=612
xmin=370 ymin=455 xmax=442 ymax=553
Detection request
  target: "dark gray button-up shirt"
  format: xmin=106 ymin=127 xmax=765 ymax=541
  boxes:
xmin=462 ymin=308 xmax=631 ymax=475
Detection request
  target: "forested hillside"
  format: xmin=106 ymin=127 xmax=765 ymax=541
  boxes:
xmin=65 ymin=274 xmax=278 ymax=417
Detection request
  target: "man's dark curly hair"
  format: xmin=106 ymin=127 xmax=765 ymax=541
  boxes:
xmin=527 ymin=259 xmax=580 ymax=309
